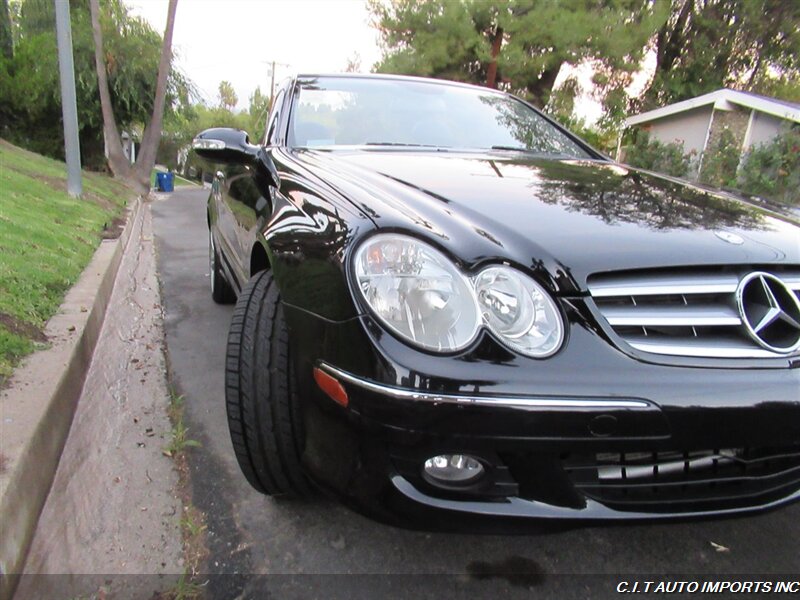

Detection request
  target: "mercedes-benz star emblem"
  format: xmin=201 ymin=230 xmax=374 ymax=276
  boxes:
xmin=736 ymin=272 xmax=800 ymax=354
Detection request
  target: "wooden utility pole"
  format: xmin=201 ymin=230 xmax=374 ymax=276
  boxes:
xmin=270 ymin=60 xmax=276 ymax=101
xmin=264 ymin=60 xmax=291 ymax=107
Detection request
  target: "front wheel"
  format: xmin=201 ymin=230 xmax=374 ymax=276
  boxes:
xmin=225 ymin=270 xmax=311 ymax=497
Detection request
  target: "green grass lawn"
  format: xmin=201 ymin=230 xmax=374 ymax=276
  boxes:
xmin=0 ymin=139 xmax=134 ymax=381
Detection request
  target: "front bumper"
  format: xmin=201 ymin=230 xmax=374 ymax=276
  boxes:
xmin=284 ymin=303 xmax=800 ymax=529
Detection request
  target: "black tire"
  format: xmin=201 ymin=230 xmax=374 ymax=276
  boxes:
xmin=209 ymin=230 xmax=236 ymax=304
xmin=225 ymin=270 xmax=311 ymax=497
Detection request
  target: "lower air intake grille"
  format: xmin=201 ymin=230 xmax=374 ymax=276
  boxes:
xmin=563 ymin=446 xmax=800 ymax=513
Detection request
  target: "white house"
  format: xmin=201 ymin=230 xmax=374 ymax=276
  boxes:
xmin=619 ymin=89 xmax=800 ymax=177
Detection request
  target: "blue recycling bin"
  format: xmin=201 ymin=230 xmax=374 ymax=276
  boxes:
xmin=156 ymin=171 xmax=174 ymax=192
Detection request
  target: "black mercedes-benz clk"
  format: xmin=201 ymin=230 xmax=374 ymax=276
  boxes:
xmin=193 ymin=73 xmax=800 ymax=530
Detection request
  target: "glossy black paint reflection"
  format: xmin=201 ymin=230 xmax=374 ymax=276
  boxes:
xmin=288 ymin=149 xmax=798 ymax=292
xmin=198 ymin=74 xmax=800 ymax=527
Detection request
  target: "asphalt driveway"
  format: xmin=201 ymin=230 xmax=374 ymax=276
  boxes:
xmin=152 ymin=187 xmax=800 ymax=599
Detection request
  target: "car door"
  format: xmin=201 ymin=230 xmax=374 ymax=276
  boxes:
xmin=212 ymin=159 xmax=248 ymax=287
xmin=224 ymin=161 xmax=259 ymax=270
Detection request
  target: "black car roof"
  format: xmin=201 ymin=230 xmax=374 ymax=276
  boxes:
xmin=293 ymin=72 xmax=507 ymax=96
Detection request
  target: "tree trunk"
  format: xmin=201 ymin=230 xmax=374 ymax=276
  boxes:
xmin=527 ymin=62 xmax=562 ymax=108
xmin=133 ymin=0 xmax=179 ymax=193
xmin=660 ymin=0 xmax=694 ymax=73
xmin=643 ymin=0 xmax=695 ymax=107
xmin=88 ymin=0 xmax=131 ymax=180
xmin=746 ymin=50 xmax=763 ymax=89
xmin=486 ymin=26 xmax=503 ymax=89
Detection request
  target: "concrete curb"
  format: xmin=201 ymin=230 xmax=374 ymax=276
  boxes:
xmin=0 ymin=196 xmax=145 ymax=600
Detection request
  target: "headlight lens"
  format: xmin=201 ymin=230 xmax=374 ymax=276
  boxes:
xmin=353 ymin=235 xmax=563 ymax=357
xmin=474 ymin=266 xmax=563 ymax=358
xmin=353 ymin=235 xmax=480 ymax=352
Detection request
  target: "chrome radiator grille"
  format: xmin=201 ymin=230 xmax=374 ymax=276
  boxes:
xmin=588 ymin=269 xmax=800 ymax=359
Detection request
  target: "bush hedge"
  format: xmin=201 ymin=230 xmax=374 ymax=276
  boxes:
xmin=623 ymin=128 xmax=799 ymax=206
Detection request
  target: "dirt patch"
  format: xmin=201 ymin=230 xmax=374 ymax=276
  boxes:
xmin=101 ymin=215 xmax=127 ymax=239
xmin=0 ymin=312 xmax=47 ymax=343
xmin=0 ymin=453 xmax=7 ymax=474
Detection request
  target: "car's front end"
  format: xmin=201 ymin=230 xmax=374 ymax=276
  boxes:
xmin=286 ymin=255 xmax=800 ymax=529
xmin=275 ymin=126 xmax=800 ymax=529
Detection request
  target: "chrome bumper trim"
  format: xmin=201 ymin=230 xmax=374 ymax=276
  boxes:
xmin=318 ymin=362 xmax=651 ymax=410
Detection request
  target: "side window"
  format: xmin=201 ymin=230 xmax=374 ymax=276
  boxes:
xmin=265 ymin=89 xmax=286 ymax=146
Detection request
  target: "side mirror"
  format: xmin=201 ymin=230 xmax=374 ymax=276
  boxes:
xmin=192 ymin=128 xmax=279 ymax=188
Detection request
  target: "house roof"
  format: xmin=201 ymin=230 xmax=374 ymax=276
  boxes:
xmin=625 ymin=88 xmax=800 ymax=127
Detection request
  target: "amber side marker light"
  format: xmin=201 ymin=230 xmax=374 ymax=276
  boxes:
xmin=313 ymin=367 xmax=349 ymax=407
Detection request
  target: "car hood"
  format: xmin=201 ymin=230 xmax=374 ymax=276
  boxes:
xmin=288 ymin=149 xmax=800 ymax=293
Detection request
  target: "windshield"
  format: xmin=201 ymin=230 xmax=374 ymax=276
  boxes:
xmin=289 ymin=76 xmax=591 ymax=158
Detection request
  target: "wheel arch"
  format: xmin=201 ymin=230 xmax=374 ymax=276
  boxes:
xmin=250 ymin=240 xmax=271 ymax=276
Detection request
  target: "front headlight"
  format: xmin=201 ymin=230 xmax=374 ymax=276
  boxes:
xmin=473 ymin=266 xmax=563 ymax=358
xmin=353 ymin=235 xmax=481 ymax=352
xmin=353 ymin=235 xmax=564 ymax=357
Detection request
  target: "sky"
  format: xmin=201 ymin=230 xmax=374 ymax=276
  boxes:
xmin=126 ymin=0 xmax=383 ymax=109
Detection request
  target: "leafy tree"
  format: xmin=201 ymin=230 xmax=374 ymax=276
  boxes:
xmin=0 ymin=0 xmax=106 ymax=163
xmin=0 ymin=0 xmax=189 ymax=171
xmin=500 ymin=0 xmax=664 ymax=107
xmin=640 ymin=0 xmax=800 ymax=110
xmin=370 ymin=0 xmax=482 ymax=82
xmin=17 ymin=0 xmax=53 ymax=37
xmin=218 ymin=80 xmax=237 ymax=110
xmin=0 ymin=0 xmax=12 ymax=59
xmin=370 ymin=0 xmax=664 ymax=107
xmin=248 ymin=86 xmax=270 ymax=141
xmin=752 ymin=76 xmax=800 ymax=105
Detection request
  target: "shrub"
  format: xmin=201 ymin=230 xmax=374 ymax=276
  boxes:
xmin=699 ymin=127 xmax=741 ymax=189
xmin=623 ymin=132 xmax=692 ymax=178
xmin=738 ymin=127 xmax=800 ymax=206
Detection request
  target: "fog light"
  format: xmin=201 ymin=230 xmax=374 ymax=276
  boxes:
xmin=423 ymin=454 xmax=484 ymax=484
